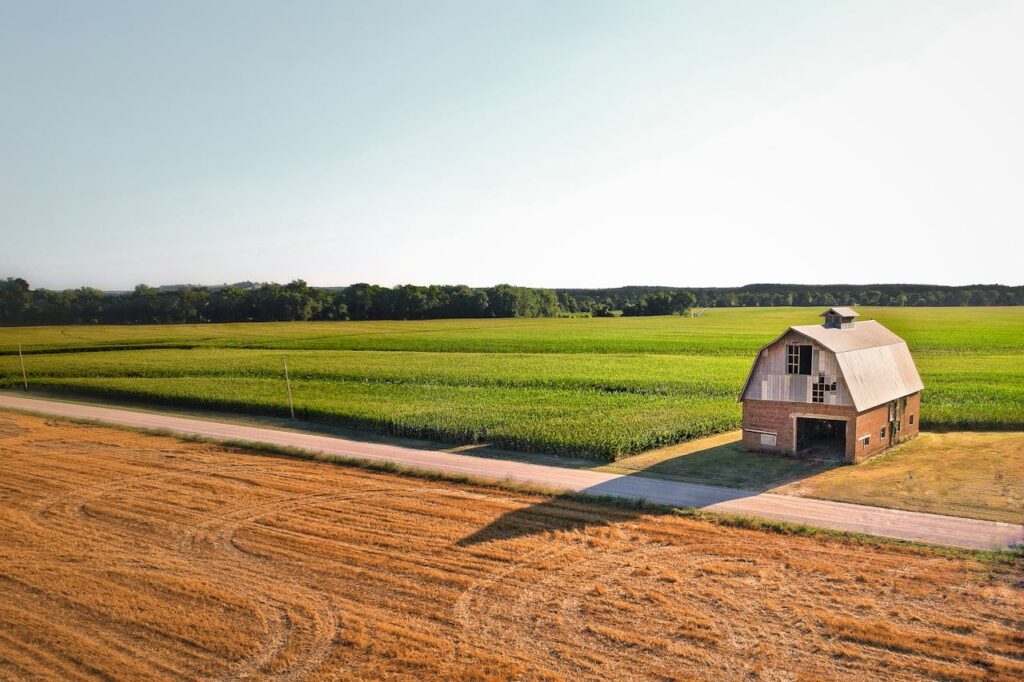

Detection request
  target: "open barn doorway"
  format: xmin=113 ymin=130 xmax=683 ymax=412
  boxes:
xmin=796 ymin=418 xmax=846 ymax=459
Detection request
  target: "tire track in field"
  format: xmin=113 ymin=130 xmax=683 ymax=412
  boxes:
xmin=15 ymin=458 xmax=281 ymax=677
xmin=173 ymin=481 xmax=460 ymax=679
xmin=32 ymin=468 xmax=365 ymax=679
xmin=0 ymin=568 xmax=228 ymax=679
xmin=451 ymin=536 xmax=658 ymax=675
xmin=0 ymin=415 xmax=28 ymax=438
xmin=177 ymin=488 xmax=392 ymax=680
xmin=18 ymin=452 xmax=351 ymax=680
xmin=27 ymin=461 xmax=261 ymax=538
xmin=452 ymin=521 xmax=727 ymax=679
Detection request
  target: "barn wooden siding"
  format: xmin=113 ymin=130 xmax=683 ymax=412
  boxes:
xmin=742 ymin=331 xmax=851 ymax=406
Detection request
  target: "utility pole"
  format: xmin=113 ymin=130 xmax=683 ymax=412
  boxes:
xmin=283 ymin=356 xmax=295 ymax=419
xmin=18 ymin=344 xmax=28 ymax=392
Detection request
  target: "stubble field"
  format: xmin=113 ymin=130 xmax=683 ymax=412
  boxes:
xmin=1 ymin=307 xmax=1022 ymax=458
xmin=0 ymin=413 xmax=1021 ymax=681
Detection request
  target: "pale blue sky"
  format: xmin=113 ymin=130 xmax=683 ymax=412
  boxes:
xmin=2 ymin=1 xmax=1021 ymax=290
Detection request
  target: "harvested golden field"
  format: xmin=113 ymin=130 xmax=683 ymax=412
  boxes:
xmin=0 ymin=412 xmax=1021 ymax=681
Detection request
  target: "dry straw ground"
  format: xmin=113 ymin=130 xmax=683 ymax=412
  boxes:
xmin=0 ymin=412 xmax=1021 ymax=681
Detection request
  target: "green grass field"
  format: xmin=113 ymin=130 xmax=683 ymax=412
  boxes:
xmin=1 ymin=307 xmax=1022 ymax=459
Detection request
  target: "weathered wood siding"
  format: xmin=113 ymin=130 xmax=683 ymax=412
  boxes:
xmin=743 ymin=331 xmax=852 ymax=406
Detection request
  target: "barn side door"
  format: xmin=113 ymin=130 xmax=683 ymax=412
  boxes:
xmin=888 ymin=400 xmax=900 ymax=446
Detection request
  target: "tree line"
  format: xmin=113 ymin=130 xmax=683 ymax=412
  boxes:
xmin=0 ymin=278 xmax=1020 ymax=325
xmin=0 ymin=278 xmax=560 ymax=325
xmin=559 ymin=283 xmax=1024 ymax=313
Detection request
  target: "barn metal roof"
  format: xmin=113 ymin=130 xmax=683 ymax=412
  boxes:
xmin=791 ymin=319 xmax=901 ymax=352
xmin=819 ymin=306 xmax=860 ymax=318
xmin=739 ymin=319 xmax=924 ymax=411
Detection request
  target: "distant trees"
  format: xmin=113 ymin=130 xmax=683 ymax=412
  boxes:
xmin=1 ymin=277 xmax=1021 ymax=326
xmin=487 ymin=285 xmax=560 ymax=318
xmin=0 ymin=278 xmax=563 ymax=325
xmin=622 ymin=291 xmax=696 ymax=317
xmin=331 ymin=283 xmax=553 ymax=321
xmin=560 ymin=284 xmax=1024 ymax=312
xmin=0 ymin=278 xmax=30 ymax=321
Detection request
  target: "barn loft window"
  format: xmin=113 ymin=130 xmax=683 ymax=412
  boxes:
xmin=786 ymin=345 xmax=799 ymax=373
xmin=909 ymin=414 xmax=915 ymax=425
xmin=880 ymin=427 xmax=886 ymax=440
xmin=812 ymin=376 xmax=828 ymax=403
xmin=786 ymin=344 xmax=811 ymax=375
xmin=861 ymin=435 xmax=870 ymax=448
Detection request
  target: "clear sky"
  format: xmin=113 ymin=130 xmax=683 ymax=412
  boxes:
xmin=2 ymin=1 xmax=1021 ymax=290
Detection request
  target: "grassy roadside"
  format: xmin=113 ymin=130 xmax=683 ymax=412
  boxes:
xmin=2 ymin=403 xmax=1019 ymax=563
xmin=5 ymin=389 xmax=1024 ymax=525
xmin=775 ymin=432 xmax=1024 ymax=524
xmin=0 ymin=388 xmax=840 ymax=491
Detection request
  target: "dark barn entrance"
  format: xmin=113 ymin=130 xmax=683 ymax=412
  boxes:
xmin=796 ymin=418 xmax=846 ymax=459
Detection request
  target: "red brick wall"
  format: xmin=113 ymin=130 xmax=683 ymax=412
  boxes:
xmin=851 ymin=403 xmax=890 ymax=462
xmin=741 ymin=400 xmax=789 ymax=453
xmin=904 ymin=392 xmax=921 ymax=439
xmin=743 ymin=392 xmax=922 ymax=463
xmin=850 ymin=392 xmax=922 ymax=462
xmin=741 ymin=400 xmax=856 ymax=458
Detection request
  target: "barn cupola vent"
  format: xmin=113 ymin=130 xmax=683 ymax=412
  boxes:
xmin=820 ymin=307 xmax=859 ymax=329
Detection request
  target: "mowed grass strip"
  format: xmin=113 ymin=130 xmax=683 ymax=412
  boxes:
xmin=776 ymin=431 xmax=1024 ymax=524
xmin=1 ymin=307 xmax=1021 ymax=458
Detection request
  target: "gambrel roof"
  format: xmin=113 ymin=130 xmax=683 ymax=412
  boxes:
xmin=793 ymin=319 xmax=902 ymax=352
xmin=740 ymin=319 xmax=924 ymax=411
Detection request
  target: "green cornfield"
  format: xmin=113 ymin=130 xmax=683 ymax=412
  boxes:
xmin=1 ymin=307 xmax=1021 ymax=460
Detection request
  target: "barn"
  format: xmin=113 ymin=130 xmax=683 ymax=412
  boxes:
xmin=739 ymin=308 xmax=923 ymax=462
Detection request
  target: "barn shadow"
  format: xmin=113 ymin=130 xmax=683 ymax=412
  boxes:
xmin=455 ymin=436 xmax=843 ymax=547
xmin=456 ymin=493 xmax=656 ymax=547
xmin=612 ymin=438 xmax=842 ymax=491
xmin=446 ymin=432 xmax=841 ymax=495
xmin=456 ymin=474 xmax=759 ymax=547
